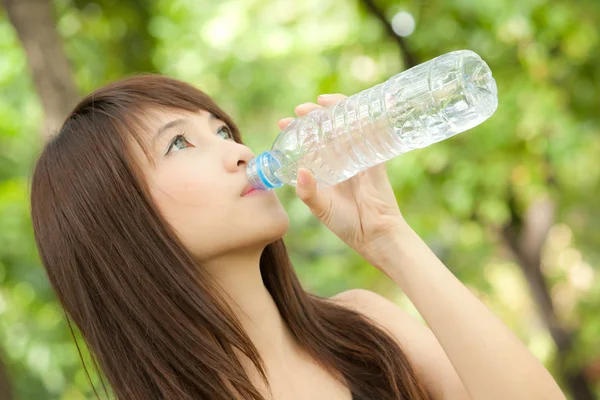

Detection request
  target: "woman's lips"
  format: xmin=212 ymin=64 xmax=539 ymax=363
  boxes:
xmin=242 ymin=187 xmax=272 ymax=197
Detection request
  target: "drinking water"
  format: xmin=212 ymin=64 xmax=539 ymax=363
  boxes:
xmin=246 ymin=49 xmax=498 ymax=190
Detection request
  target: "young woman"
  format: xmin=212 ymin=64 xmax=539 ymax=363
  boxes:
xmin=29 ymin=75 xmax=565 ymax=400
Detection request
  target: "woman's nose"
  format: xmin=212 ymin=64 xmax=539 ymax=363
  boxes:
xmin=227 ymin=145 xmax=255 ymax=172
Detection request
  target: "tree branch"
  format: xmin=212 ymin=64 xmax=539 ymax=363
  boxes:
xmin=0 ymin=350 xmax=12 ymax=400
xmin=359 ymin=0 xmax=417 ymax=69
xmin=2 ymin=0 xmax=79 ymax=139
xmin=501 ymin=187 xmax=595 ymax=400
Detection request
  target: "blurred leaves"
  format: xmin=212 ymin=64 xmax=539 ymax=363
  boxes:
xmin=0 ymin=0 xmax=599 ymax=398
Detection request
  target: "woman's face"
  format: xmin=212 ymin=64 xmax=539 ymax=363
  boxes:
xmin=132 ymin=108 xmax=290 ymax=262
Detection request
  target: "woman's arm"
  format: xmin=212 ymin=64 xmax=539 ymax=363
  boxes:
xmin=363 ymin=224 xmax=567 ymax=400
xmin=289 ymin=93 xmax=566 ymax=400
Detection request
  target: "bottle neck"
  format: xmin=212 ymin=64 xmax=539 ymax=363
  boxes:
xmin=246 ymin=151 xmax=283 ymax=190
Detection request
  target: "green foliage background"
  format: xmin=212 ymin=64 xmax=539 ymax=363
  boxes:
xmin=0 ymin=0 xmax=599 ymax=398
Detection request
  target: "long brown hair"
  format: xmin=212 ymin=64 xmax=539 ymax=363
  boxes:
xmin=29 ymin=74 xmax=432 ymax=400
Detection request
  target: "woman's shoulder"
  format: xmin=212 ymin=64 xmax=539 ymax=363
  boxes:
xmin=329 ymin=288 xmax=384 ymax=306
xmin=329 ymin=288 xmax=421 ymax=337
xmin=329 ymin=289 xmax=470 ymax=400
xmin=329 ymin=288 xmax=401 ymax=318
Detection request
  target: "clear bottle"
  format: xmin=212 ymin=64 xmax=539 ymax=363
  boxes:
xmin=246 ymin=49 xmax=498 ymax=190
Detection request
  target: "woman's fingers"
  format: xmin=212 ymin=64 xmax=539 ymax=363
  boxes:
xmin=277 ymin=117 xmax=294 ymax=130
xmin=317 ymin=93 xmax=347 ymax=106
xmin=279 ymin=95 xmax=347 ymax=130
xmin=294 ymin=102 xmax=321 ymax=116
xmin=278 ymin=102 xmax=321 ymax=130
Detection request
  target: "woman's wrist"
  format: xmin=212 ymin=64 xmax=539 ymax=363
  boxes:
xmin=359 ymin=220 xmax=416 ymax=273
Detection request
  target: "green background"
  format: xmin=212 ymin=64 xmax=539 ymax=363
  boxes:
xmin=0 ymin=0 xmax=599 ymax=398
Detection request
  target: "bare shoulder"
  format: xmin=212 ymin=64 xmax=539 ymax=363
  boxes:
xmin=330 ymin=288 xmax=406 ymax=317
xmin=330 ymin=289 xmax=471 ymax=400
xmin=330 ymin=288 xmax=418 ymax=328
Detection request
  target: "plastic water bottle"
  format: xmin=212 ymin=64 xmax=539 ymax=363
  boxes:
xmin=246 ymin=49 xmax=498 ymax=190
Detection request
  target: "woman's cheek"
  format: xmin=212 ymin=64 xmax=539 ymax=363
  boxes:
xmin=151 ymin=163 xmax=216 ymax=206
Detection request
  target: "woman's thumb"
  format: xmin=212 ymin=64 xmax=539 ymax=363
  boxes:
xmin=295 ymin=168 xmax=329 ymax=219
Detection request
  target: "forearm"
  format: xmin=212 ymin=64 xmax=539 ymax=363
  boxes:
xmin=372 ymin=226 xmax=566 ymax=400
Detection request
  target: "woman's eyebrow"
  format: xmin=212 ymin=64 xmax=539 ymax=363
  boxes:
xmin=153 ymin=113 xmax=216 ymax=146
xmin=153 ymin=118 xmax=186 ymax=147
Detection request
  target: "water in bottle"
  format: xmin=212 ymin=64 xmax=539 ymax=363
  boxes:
xmin=246 ymin=49 xmax=498 ymax=190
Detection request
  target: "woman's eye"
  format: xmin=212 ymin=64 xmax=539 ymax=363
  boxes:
xmin=217 ymin=125 xmax=234 ymax=140
xmin=166 ymin=126 xmax=233 ymax=155
xmin=166 ymin=134 xmax=190 ymax=155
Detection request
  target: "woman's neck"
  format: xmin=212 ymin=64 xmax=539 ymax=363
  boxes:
xmin=202 ymin=249 xmax=302 ymax=364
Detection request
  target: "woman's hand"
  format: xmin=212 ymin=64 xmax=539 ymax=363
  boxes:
xmin=278 ymin=93 xmax=410 ymax=269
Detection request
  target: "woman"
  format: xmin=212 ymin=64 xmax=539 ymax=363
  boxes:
xmin=29 ymin=75 xmax=565 ymax=400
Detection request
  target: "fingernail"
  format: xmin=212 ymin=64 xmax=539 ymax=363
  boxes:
xmin=318 ymin=94 xmax=335 ymax=99
xmin=298 ymin=171 xmax=308 ymax=185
